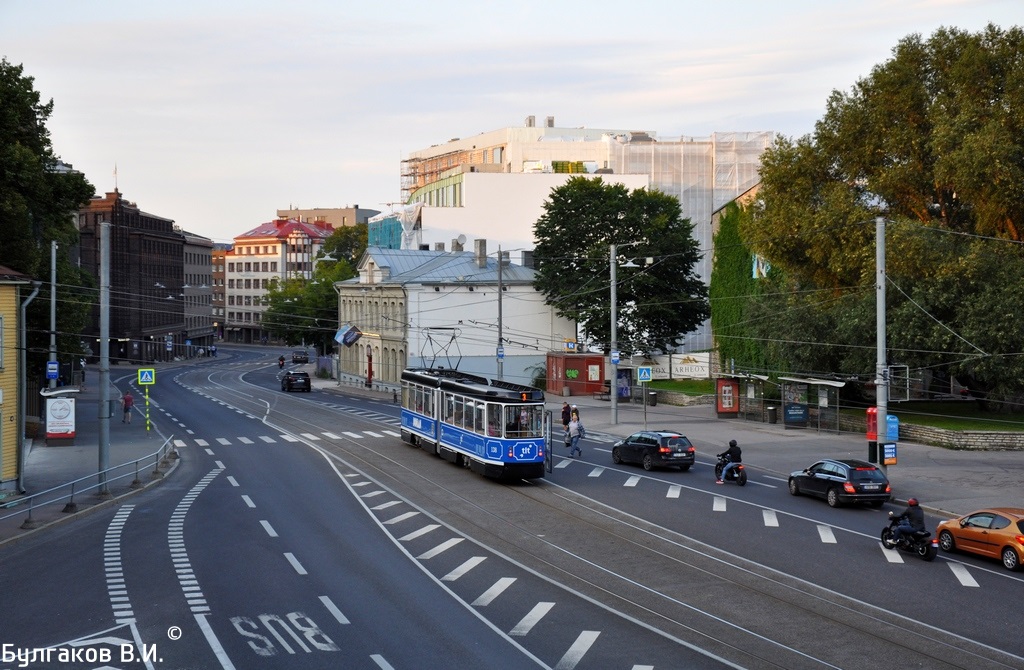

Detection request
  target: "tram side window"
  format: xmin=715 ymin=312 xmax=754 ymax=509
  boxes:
xmin=443 ymin=393 xmax=455 ymax=424
xmin=453 ymin=396 xmax=465 ymax=427
xmin=487 ymin=404 xmax=502 ymax=436
xmin=474 ymin=401 xmax=486 ymax=434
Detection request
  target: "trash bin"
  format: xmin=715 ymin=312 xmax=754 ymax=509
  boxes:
xmin=767 ymin=406 xmax=778 ymax=424
xmin=647 ymin=391 xmax=658 ymax=406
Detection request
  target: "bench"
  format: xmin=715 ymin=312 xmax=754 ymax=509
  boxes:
xmin=593 ymin=381 xmax=612 ymax=401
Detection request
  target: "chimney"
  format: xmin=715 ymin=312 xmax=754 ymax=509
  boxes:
xmin=451 ymin=238 xmax=464 ymax=252
xmin=434 ymin=242 xmax=445 ymax=251
xmin=525 ymin=115 xmax=535 ymax=128
xmin=546 ymin=116 xmax=555 ymax=128
xmin=475 ymin=239 xmax=487 ymax=268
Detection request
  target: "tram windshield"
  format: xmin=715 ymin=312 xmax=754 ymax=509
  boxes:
xmin=504 ymin=404 xmax=543 ymax=438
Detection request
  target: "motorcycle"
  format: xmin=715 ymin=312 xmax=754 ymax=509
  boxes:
xmin=881 ymin=511 xmax=938 ymax=561
xmin=715 ymin=454 xmax=747 ymax=486
xmin=278 ymin=358 xmax=285 ymax=369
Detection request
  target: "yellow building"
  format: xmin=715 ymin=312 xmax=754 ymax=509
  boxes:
xmin=0 ymin=266 xmax=33 ymax=492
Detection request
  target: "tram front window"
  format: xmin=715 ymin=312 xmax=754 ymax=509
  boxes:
xmin=505 ymin=405 xmax=543 ymax=438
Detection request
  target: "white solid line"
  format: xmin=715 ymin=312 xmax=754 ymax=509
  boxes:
xmin=713 ymin=496 xmax=727 ymax=512
xmin=624 ymin=475 xmax=641 ymax=487
xmin=442 ymin=556 xmax=486 ymax=581
xmin=880 ymin=543 xmax=904 ymax=563
xmin=284 ymin=552 xmax=307 ymax=575
xmin=319 ymin=595 xmax=351 ymax=625
xmin=384 ymin=511 xmax=419 ymax=525
xmin=398 ymin=524 xmax=441 ymax=542
xmin=472 ymin=577 xmax=516 ymax=606
xmin=554 ymin=630 xmax=601 ymax=670
xmin=817 ymin=525 xmax=837 ymax=544
xmin=418 ymin=538 xmax=464 ymax=560
xmin=260 ymin=520 xmax=278 ymax=537
xmin=510 ymin=601 xmax=555 ymax=636
xmin=194 ymin=612 xmax=237 ymax=670
xmin=667 ymin=485 xmax=681 ymax=498
xmin=763 ymin=510 xmax=779 ymax=527
xmin=948 ymin=562 xmax=980 ymax=587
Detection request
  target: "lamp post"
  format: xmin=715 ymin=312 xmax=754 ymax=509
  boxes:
xmin=610 ymin=242 xmax=642 ymax=425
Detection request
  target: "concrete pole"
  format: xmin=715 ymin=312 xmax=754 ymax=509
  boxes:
xmin=610 ymin=243 xmax=618 ymax=425
xmin=98 ymin=221 xmax=111 ymax=496
xmin=875 ymin=216 xmax=888 ymax=473
xmin=48 ymin=241 xmax=57 ymax=389
xmin=497 ymin=245 xmax=503 ymax=380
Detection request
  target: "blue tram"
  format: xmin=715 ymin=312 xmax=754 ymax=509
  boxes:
xmin=400 ymin=368 xmax=547 ymax=479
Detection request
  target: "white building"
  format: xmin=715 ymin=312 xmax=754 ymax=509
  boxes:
xmin=336 ymin=241 xmax=576 ymax=387
xmin=224 ymin=218 xmax=333 ymax=343
xmin=400 ymin=117 xmax=774 ymax=350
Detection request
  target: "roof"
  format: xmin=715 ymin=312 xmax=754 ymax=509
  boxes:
xmin=0 ymin=265 xmax=32 ymax=283
xmin=235 ymin=218 xmax=334 ymax=241
xmin=350 ymin=246 xmax=536 ymax=286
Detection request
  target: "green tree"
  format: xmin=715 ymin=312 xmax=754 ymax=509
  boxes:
xmin=533 ymin=176 xmax=709 ymax=354
xmin=0 ymin=58 xmax=95 ymax=371
xmin=740 ymin=24 xmax=1024 ymax=407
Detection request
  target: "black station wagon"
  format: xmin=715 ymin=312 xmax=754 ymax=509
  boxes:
xmin=611 ymin=431 xmax=696 ymax=471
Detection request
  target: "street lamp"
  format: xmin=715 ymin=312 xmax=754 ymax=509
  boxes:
xmin=610 ymin=242 xmax=641 ymax=425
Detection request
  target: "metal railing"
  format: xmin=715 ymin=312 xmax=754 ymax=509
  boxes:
xmin=0 ymin=436 xmax=177 ymax=531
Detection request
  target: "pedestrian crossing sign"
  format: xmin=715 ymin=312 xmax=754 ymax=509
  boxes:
xmin=637 ymin=366 xmax=652 ymax=382
xmin=138 ymin=368 xmax=156 ymax=385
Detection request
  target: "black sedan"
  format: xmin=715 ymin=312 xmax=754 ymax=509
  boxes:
xmin=291 ymin=350 xmax=310 ymax=364
xmin=281 ymin=371 xmax=311 ymax=392
xmin=611 ymin=431 xmax=696 ymax=471
xmin=788 ymin=458 xmax=891 ymax=507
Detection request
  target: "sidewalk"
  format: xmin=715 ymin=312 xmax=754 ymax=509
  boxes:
xmin=0 ymin=365 xmax=177 ymax=546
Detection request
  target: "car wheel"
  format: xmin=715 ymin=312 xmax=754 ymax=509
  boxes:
xmin=1002 ymin=546 xmax=1022 ymax=571
xmin=612 ymin=447 xmax=622 ymax=464
xmin=826 ymin=487 xmax=842 ymax=508
xmin=642 ymin=454 xmax=654 ymax=471
xmin=788 ymin=478 xmax=800 ymax=496
xmin=938 ymin=530 xmax=956 ymax=552
xmin=679 ymin=464 xmax=691 ymax=472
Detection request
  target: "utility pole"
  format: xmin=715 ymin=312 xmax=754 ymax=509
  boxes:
xmin=610 ymin=243 xmax=619 ymax=424
xmin=875 ymin=216 xmax=888 ymax=473
xmin=497 ymin=246 xmax=504 ymax=380
xmin=48 ymin=241 xmax=57 ymax=389
xmin=98 ymin=221 xmax=111 ymax=496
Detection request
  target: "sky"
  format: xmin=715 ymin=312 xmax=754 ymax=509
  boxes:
xmin=2 ymin=0 xmax=1021 ymax=246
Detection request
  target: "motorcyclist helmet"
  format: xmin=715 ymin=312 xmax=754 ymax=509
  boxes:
xmin=728 ymin=439 xmax=737 ymax=448
xmin=908 ymin=497 xmax=919 ymax=506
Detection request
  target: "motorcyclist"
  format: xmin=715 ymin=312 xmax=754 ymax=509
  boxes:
xmin=890 ymin=497 xmax=925 ymax=546
xmin=278 ymin=355 xmax=285 ymax=368
xmin=716 ymin=439 xmax=742 ymax=484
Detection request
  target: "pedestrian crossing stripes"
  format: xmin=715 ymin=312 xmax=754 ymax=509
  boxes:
xmin=171 ymin=428 xmax=415 ymax=448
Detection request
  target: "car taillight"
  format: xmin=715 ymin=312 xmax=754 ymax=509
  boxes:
xmin=687 ymin=447 xmax=695 ymax=453
xmin=885 ymin=484 xmax=891 ymax=493
xmin=1015 ymin=535 xmax=1024 ymax=547
xmin=659 ymin=446 xmax=671 ymax=454
xmin=843 ymin=482 xmax=856 ymax=493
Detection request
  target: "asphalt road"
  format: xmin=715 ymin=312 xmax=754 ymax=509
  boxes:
xmin=2 ymin=349 xmax=1022 ymax=670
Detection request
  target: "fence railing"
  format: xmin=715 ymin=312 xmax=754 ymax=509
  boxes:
xmin=0 ymin=436 xmax=177 ymax=532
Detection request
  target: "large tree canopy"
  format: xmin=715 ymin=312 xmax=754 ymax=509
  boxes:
xmin=533 ymin=176 xmax=709 ymax=355
xmin=0 ymin=58 xmax=95 ymax=368
xmin=737 ymin=24 xmax=1024 ymax=407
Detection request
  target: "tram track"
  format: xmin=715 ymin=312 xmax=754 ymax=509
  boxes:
xmin=176 ymin=365 xmax=1022 ymax=670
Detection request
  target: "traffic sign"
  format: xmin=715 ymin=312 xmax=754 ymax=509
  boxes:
xmin=637 ymin=366 xmax=653 ymax=382
xmin=497 ymin=346 xmax=504 ymax=359
xmin=611 ymin=351 xmax=620 ymax=365
xmin=138 ymin=368 xmax=156 ymax=385
xmin=46 ymin=361 xmax=59 ymax=380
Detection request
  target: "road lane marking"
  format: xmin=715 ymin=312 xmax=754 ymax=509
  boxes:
xmin=195 ymin=439 xmax=209 ymax=446
xmin=319 ymin=595 xmax=351 ymax=625
xmin=365 ymin=431 xmax=384 ymax=437
xmin=241 ymin=495 xmax=255 ymax=508
xmin=300 ymin=432 xmax=321 ymax=440
xmin=555 ymin=631 xmax=600 ymax=670
xmin=260 ymin=520 xmax=278 ymax=537
xmin=284 ymin=552 xmax=307 ymax=575
xmin=713 ymin=496 xmax=727 ymax=512
xmin=361 ymin=490 xmax=386 ymax=498
xmin=370 ymin=654 xmax=395 ymax=670
xmin=624 ymin=475 xmax=641 ymax=487
xmin=949 ymin=562 xmax=980 ymax=587
xmin=226 ymin=476 xmax=238 ymax=487
xmin=555 ymin=460 xmax=571 ymax=469
xmin=399 ymin=524 xmax=441 ymax=542
xmin=259 ymin=435 xmax=275 ymax=443
xmin=588 ymin=467 xmax=604 ymax=477
xmin=817 ymin=525 xmax=837 ymax=543
xmin=280 ymin=434 xmax=299 ymax=442
xmin=384 ymin=511 xmax=419 ymax=524
xmin=763 ymin=510 xmax=779 ymax=527
xmin=323 ymin=431 xmax=342 ymax=439
xmin=472 ymin=577 xmax=516 ymax=606
xmin=215 ymin=460 xmax=225 ymax=469
xmin=371 ymin=501 xmax=402 ymax=510
xmin=880 ymin=543 xmax=904 ymax=563
xmin=442 ymin=557 xmax=486 ymax=581
xmin=352 ymin=481 xmax=372 ymax=487
xmin=382 ymin=430 xmax=401 ymax=437
xmin=237 ymin=436 xmax=254 ymax=444
xmin=174 ymin=439 xmax=187 ymax=447
xmin=667 ymin=485 xmax=681 ymax=498
xmin=510 ymin=602 xmax=555 ymax=636
xmin=205 ymin=448 xmax=215 ymax=455
xmin=216 ymin=438 xmax=230 ymax=445
xmin=418 ymin=538 xmax=464 ymax=559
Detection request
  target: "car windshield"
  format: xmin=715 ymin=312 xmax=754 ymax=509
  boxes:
xmin=850 ymin=467 xmax=886 ymax=483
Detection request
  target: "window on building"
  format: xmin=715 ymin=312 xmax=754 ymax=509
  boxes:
xmin=271 ymin=262 xmax=278 ymax=272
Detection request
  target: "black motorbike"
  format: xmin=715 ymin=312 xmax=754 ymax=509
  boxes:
xmin=715 ymin=454 xmax=747 ymax=486
xmin=278 ymin=357 xmax=285 ymax=369
xmin=881 ymin=512 xmax=938 ymax=561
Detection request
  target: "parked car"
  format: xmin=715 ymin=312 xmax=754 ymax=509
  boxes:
xmin=788 ymin=458 xmax=891 ymax=507
xmin=611 ymin=430 xmax=695 ymax=471
xmin=936 ymin=507 xmax=1024 ymax=571
xmin=281 ymin=371 xmax=311 ymax=392
xmin=291 ymin=350 xmax=309 ymax=364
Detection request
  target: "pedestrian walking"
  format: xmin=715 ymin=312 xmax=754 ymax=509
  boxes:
xmin=561 ymin=402 xmax=571 ymax=429
xmin=567 ymin=413 xmax=585 ymax=458
xmin=121 ymin=391 xmax=134 ymax=424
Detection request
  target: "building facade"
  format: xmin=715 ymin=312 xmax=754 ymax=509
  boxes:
xmin=276 ymin=206 xmax=380 ymax=228
xmin=181 ymin=231 xmax=216 ymax=353
xmin=77 ymin=190 xmax=187 ymax=362
xmin=211 ymin=244 xmax=230 ymax=340
xmin=336 ymin=242 xmax=576 ymax=387
xmin=0 ymin=266 xmax=31 ymax=491
xmin=223 ymin=219 xmax=333 ymax=343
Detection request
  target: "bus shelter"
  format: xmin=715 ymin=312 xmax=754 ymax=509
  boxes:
xmin=716 ymin=373 xmax=770 ymax=422
xmin=778 ymin=376 xmax=845 ymax=433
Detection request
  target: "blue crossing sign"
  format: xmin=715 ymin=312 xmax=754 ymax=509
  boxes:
xmin=637 ymin=366 xmax=653 ymax=382
xmin=138 ymin=368 xmax=156 ymax=385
